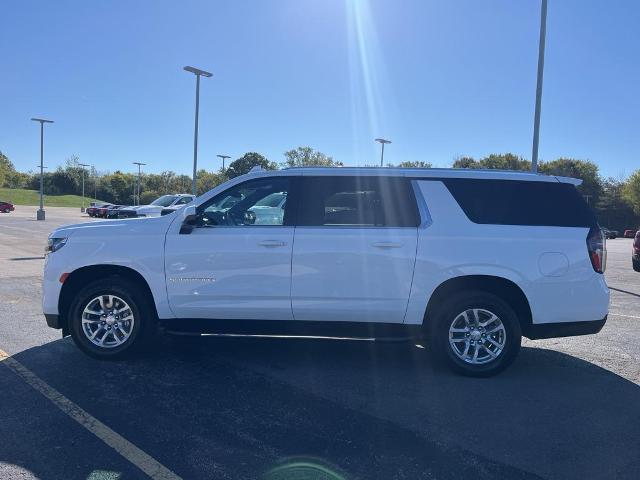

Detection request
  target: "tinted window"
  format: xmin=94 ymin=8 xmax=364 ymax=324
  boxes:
xmin=298 ymin=176 xmax=419 ymax=227
xmin=175 ymin=196 xmax=193 ymax=205
xmin=199 ymin=177 xmax=289 ymax=226
xmin=443 ymin=179 xmax=597 ymax=227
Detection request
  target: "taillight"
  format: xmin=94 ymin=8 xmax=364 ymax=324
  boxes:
xmin=587 ymin=227 xmax=606 ymax=273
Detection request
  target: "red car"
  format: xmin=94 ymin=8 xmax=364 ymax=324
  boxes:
xmin=633 ymin=231 xmax=640 ymax=272
xmin=624 ymin=229 xmax=637 ymax=238
xmin=0 ymin=201 xmax=15 ymax=213
xmin=87 ymin=203 xmax=111 ymax=217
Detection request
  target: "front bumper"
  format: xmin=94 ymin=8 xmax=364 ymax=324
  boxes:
xmin=524 ymin=316 xmax=607 ymax=340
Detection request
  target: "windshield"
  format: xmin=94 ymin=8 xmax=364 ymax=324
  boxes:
xmin=150 ymin=195 xmax=178 ymax=207
xmin=253 ymin=192 xmax=286 ymax=208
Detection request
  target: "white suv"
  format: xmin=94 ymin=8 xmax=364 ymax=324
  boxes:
xmin=117 ymin=194 xmax=195 ymax=218
xmin=43 ymin=168 xmax=609 ymax=376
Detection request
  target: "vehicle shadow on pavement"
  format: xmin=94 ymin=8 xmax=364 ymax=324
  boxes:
xmin=2 ymin=336 xmax=639 ymax=480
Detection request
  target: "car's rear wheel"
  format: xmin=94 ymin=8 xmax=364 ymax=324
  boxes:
xmin=633 ymin=259 xmax=640 ymax=272
xmin=427 ymin=291 xmax=522 ymax=377
xmin=68 ymin=278 xmax=154 ymax=359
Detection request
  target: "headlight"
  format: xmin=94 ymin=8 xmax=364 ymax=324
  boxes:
xmin=46 ymin=237 xmax=67 ymax=253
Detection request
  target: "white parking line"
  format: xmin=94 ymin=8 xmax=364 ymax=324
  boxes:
xmin=609 ymin=312 xmax=640 ymax=320
xmin=0 ymin=348 xmax=182 ymax=480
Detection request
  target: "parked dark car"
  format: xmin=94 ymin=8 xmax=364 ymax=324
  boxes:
xmin=633 ymin=232 xmax=640 ymax=272
xmin=603 ymin=228 xmax=618 ymax=239
xmin=624 ymin=229 xmax=637 ymax=238
xmin=96 ymin=204 xmax=119 ymax=218
xmin=106 ymin=205 xmax=128 ymax=219
xmin=0 ymin=201 xmax=15 ymax=213
xmin=88 ymin=203 xmax=112 ymax=217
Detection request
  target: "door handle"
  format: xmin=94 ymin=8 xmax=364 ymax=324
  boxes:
xmin=258 ymin=240 xmax=287 ymax=247
xmin=372 ymin=241 xmax=403 ymax=248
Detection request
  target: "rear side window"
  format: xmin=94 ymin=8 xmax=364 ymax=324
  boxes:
xmin=443 ymin=179 xmax=597 ymax=227
xmin=297 ymin=176 xmax=419 ymax=227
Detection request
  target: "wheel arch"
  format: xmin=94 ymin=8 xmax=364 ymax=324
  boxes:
xmin=423 ymin=275 xmax=532 ymax=333
xmin=58 ymin=264 xmax=158 ymax=332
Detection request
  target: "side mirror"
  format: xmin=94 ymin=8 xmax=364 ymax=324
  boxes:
xmin=182 ymin=204 xmax=197 ymax=220
xmin=179 ymin=205 xmax=198 ymax=235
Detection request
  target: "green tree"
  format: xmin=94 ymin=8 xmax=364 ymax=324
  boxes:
xmin=389 ymin=161 xmax=432 ymax=168
xmin=282 ymin=146 xmax=342 ymax=168
xmin=453 ymin=153 xmax=530 ymax=171
xmin=46 ymin=169 xmax=78 ymax=195
xmin=108 ymin=171 xmax=136 ymax=204
xmin=540 ymin=158 xmax=603 ymax=205
xmin=623 ymin=170 xmax=640 ymax=216
xmin=0 ymin=152 xmax=30 ymax=188
xmin=196 ymin=169 xmax=226 ymax=195
xmin=226 ymin=152 xmax=277 ymax=178
xmin=0 ymin=151 xmax=14 ymax=187
xmin=596 ymin=177 xmax=638 ymax=230
xmin=452 ymin=156 xmax=478 ymax=169
xmin=140 ymin=190 xmax=160 ymax=204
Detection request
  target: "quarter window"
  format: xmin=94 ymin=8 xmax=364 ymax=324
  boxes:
xmin=442 ymin=179 xmax=598 ymax=227
xmin=297 ymin=176 xmax=419 ymax=227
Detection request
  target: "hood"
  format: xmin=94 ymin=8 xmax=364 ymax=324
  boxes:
xmin=49 ymin=215 xmax=169 ymax=239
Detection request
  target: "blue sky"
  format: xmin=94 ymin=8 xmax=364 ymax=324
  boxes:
xmin=1 ymin=0 xmax=638 ymax=177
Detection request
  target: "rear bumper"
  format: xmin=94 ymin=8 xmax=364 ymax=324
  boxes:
xmin=117 ymin=211 xmax=137 ymax=218
xmin=524 ymin=316 xmax=607 ymax=340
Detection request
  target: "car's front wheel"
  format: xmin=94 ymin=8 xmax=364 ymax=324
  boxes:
xmin=428 ymin=291 xmax=522 ymax=377
xmin=68 ymin=278 xmax=153 ymax=359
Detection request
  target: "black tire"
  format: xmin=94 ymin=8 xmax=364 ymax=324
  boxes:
xmin=633 ymin=259 xmax=640 ymax=273
xmin=427 ymin=291 xmax=522 ymax=377
xmin=68 ymin=277 xmax=155 ymax=359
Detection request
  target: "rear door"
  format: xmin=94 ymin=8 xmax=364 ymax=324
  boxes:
xmin=291 ymin=176 xmax=419 ymax=323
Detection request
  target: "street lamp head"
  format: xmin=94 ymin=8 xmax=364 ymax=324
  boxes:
xmin=375 ymin=138 xmax=391 ymax=145
xmin=31 ymin=118 xmax=54 ymax=124
xmin=183 ymin=66 xmax=213 ymax=77
xmin=217 ymin=154 xmax=231 ymax=159
xmin=132 ymin=162 xmax=147 ymax=166
xmin=78 ymin=163 xmax=90 ymax=168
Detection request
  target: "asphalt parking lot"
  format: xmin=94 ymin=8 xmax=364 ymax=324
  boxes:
xmin=1 ymin=206 xmax=639 ymax=480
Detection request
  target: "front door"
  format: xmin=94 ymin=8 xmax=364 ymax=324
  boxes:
xmin=165 ymin=176 xmax=294 ymax=320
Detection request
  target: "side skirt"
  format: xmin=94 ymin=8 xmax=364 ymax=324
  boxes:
xmin=158 ymin=318 xmax=425 ymax=342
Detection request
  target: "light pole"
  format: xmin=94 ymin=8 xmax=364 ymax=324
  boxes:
xmin=184 ymin=66 xmax=213 ymax=196
xmin=531 ymin=0 xmax=548 ymax=173
xmin=93 ymin=167 xmax=98 ymax=202
xmin=375 ymin=138 xmax=391 ymax=167
xmin=31 ymin=118 xmax=54 ymax=220
xmin=217 ymin=154 xmax=231 ymax=173
xmin=78 ymin=163 xmax=90 ymax=212
xmin=133 ymin=162 xmax=146 ymax=206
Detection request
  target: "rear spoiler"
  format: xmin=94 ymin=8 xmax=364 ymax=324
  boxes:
xmin=555 ymin=176 xmax=583 ymax=186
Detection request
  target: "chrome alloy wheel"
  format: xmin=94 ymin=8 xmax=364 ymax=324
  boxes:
xmin=448 ymin=308 xmax=506 ymax=365
xmin=81 ymin=295 xmax=135 ymax=348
